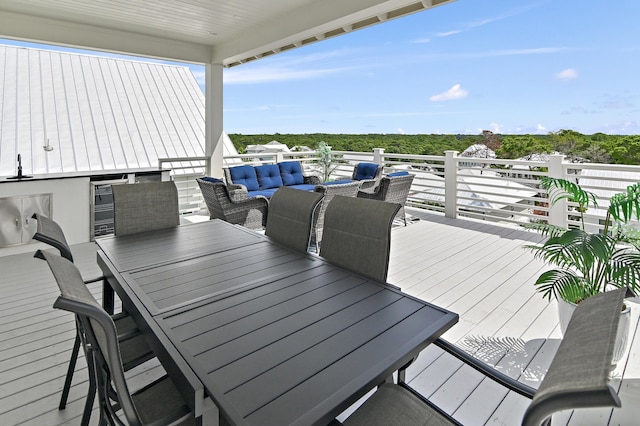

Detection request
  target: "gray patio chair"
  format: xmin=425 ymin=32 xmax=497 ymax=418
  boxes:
xmin=357 ymin=173 xmax=415 ymax=225
xmin=196 ymin=177 xmax=268 ymax=230
xmin=31 ymin=213 xmax=153 ymax=426
xmin=343 ymin=287 xmax=625 ymax=426
xmin=112 ymin=181 xmax=180 ymax=236
xmin=265 ymin=186 xmax=323 ymax=252
xmin=312 ymin=180 xmax=362 ymax=251
xmin=37 ymin=249 xmax=193 ymax=426
xmin=351 ymin=162 xmax=383 ymax=192
xmin=319 ymin=195 xmax=401 ymax=283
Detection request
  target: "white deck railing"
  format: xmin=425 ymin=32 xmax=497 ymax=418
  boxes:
xmin=159 ymin=150 xmax=640 ymax=230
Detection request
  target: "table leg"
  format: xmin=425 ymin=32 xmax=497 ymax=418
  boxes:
xmin=102 ymin=278 xmax=114 ymax=315
xmin=199 ymin=397 xmax=219 ymax=426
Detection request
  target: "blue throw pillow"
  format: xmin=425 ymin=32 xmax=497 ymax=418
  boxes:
xmin=278 ymin=161 xmax=304 ymax=186
xmin=202 ymin=176 xmax=224 ymax=183
xmin=255 ymin=164 xmax=284 ymax=189
xmin=354 ymin=163 xmax=379 ymax=180
xmin=228 ymin=165 xmax=259 ymax=191
xmin=386 ymin=171 xmax=410 ymax=177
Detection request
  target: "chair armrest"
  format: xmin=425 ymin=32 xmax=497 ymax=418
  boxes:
xmin=227 ymin=184 xmax=248 ymax=201
xmin=432 ymin=338 xmax=536 ymax=399
xmin=358 ymin=179 xmax=378 ymax=192
xmin=304 ymin=175 xmax=322 ymax=185
xmin=83 ymin=276 xmax=106 ymax=285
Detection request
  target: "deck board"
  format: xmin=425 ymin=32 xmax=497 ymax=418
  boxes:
xmin=1 ymin=212 xmax=638 ymax=425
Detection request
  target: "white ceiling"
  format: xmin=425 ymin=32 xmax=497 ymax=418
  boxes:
xmin=0 ymin=0 xmax=455 ymax=66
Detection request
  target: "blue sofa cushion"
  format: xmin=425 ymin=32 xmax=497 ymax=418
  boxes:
xmin=386 ymin=171 xmax=409 ymax=177
xmin=228 ymin=165 xmax=259 ymax=191
xmin=248 ymin=189 xmax=278 ymax=198
xmin=287 ymin=184 xmax=316 ymax=192
xmin=354 ymin=163 xmax=379 ymax=180
xmin=202 ymin=176 xmax=224 ymax=183
xmin=278 ymin=161 xmax=304 ymax=186
xmin=323 ymin=179 xmax=353 ymax=185
xmin=255 ymin=164 xmax=284 ymax=189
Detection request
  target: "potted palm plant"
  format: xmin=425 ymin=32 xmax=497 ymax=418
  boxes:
xmin=525 ymin=176 xmax=640 ymax=363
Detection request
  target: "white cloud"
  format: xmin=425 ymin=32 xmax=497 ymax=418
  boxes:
xmin=489 ymin=122 xmax=504 ymax=133
xmin=429 ymin=84 xmax=468 ymax=101
xmin=223 ymin=48 xmax=363 ymax=84
xmin=554 ymin=68 xmax=578 ymax=81
xmin=398 ymin=128 xmax=406 ymax=134
xmin=536 ymin=124 xmax=548 ymax=133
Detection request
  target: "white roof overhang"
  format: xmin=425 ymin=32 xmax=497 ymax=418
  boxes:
xmin=0 ymin=0 xmax=455 ymax=66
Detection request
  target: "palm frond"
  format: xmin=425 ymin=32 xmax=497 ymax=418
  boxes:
xmin=534 ymin=269 xmax=591 ymax=302
xmin=540 ymin=177 xmax=598 ymax=210
xmin=609 ymin=183 xmax=640 ymax=223
xmin=522 ymin=222 xmax=568 ymax=239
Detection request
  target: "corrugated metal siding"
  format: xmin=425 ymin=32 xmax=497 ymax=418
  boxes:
xmin=0 ymin=45 xmax=205 ymax=177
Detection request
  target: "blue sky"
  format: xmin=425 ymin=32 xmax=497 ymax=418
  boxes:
xmin=223 ymin=0 xmax=640 ymax=135
xmin=3 ymin=0 xmax=639 ymax=135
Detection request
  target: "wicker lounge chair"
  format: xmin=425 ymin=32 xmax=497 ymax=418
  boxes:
xmin=351 ymin=162 xmax=383 ymax=191
xmin=357 ymin=172 xmax=415 ymax=225
xmin=196 ymin=177 xmax=268 ymax=230
xmin=312 ymin=180 xmax=362 ymax=251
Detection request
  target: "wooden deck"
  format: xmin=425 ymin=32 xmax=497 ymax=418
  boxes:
xmin=1 ymin=211 xmax=638 ymax=425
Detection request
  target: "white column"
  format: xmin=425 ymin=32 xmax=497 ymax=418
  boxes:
xmin=205 ymin=63 xmax=224 ymax=177
xmin=444 ymin=150 xmax=458 ymax=219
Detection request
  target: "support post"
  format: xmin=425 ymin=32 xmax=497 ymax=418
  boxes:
xmin=444 ymin=150 xmax=458 ymax=219
xmin=205 ymin=63 xmax=224 ymax=177
xmin=373 ymin=148 xmax=385 ymax=165
xmin=547 ymin=154 xmax=567 ymax=228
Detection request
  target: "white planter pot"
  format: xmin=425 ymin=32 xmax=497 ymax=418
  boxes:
xmin=558 ymin=296 xmax=632 ymax=366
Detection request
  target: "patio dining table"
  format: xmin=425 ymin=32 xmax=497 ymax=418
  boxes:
xmin=96 ymin=219 xmax=458 ymax=425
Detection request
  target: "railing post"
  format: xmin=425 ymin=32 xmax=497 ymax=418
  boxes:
xmin=275 ymin=152 xmax=285 ymax=163
xmin=547 ymin=154 xmax=567 ymax=228
xmin=444 ymin=150 xmax=458 ymax=219
xmin=373 ymin=148 xmax=385 ymax=165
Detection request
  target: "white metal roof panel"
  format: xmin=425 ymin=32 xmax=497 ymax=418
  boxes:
xmin=0 ymin=44 xmax=205 ymax=177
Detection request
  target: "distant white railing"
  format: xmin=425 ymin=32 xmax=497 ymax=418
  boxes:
xmin=161 ymin=150 xmax=640 ymax=229
xmin=158 ymin=156 xmax=208 ymax=215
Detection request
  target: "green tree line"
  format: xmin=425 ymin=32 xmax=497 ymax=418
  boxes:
xmin=229 ymin=130 xmax=640 ymax=165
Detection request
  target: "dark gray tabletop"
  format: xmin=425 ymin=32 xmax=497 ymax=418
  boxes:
xmin=97 ymin=220 xmax=458 ymax=426
xmin=97 ymin=220 xmax=264 ymax=272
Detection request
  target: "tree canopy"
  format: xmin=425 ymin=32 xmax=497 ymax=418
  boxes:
xmin=228 ymin=131 xmax=640 ymax=165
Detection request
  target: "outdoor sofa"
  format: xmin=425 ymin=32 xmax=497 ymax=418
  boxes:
xmin=224 ymin=161 xmax=321 ymax=198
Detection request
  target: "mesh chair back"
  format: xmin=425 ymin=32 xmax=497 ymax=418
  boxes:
xmin=522 ymin=288 xmax=624 ymax=426
xmin=32 ymin=213 xmax=74 ymax=261
xmin=266 ymin=187 xmax=323 ymax=252
xmin=319 ymin=196 xmax=400 ymax=283
xmin=37 ymin=250 xmax=142 ymax=425
xmin=112 ymin=181 xmax=180 ymax=236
